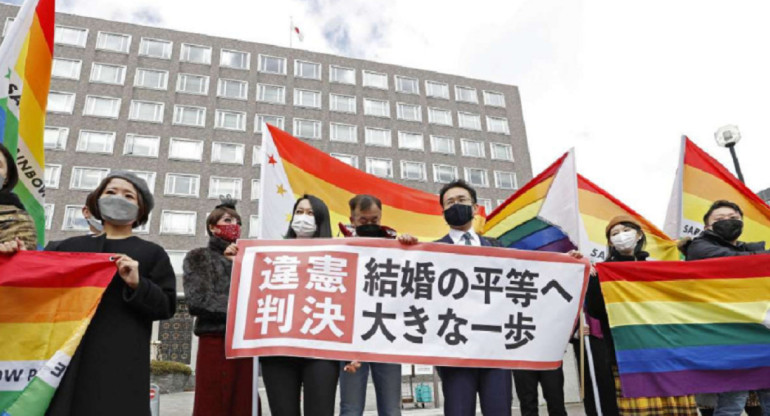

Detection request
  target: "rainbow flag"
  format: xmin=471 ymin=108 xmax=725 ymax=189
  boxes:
xmin=665 ymin=136 xmax=770 ymax=243
xmin=0 ymin=251 xmax=114 ymax=416
xmin=578 ymin=174 xmax=680 ymax=262
xmin=259 ymin=124 xmax=447 ymax=240
xmin=596 ymin=255 xmax=770 ymax=397
xmin=483 ymin=150 xmax=579 ymax=252
xmin=0 ymin=0 xmax=54 ymax=247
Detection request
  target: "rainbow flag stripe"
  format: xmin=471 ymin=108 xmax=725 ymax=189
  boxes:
xmin=0 ymin=0 xmax=54 ymax=247
xmin=597 ymin=255 xmax=770 ymax=397
xmin=0 ymin=252 xmax=114 ymax=416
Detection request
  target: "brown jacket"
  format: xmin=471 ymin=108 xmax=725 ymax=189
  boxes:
xmin=0 ymin=203 xmax=37 ymax=248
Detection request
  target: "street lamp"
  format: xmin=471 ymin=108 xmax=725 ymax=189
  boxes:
xmin=714 ymin=124 xmax=745 ymax=183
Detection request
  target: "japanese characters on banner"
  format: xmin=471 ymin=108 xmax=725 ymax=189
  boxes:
xmin=226 ymin=239 xmax=590 ymax=369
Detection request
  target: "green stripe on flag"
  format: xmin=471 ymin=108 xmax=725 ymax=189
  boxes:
xmin=613 ymin=322 xmax=770 ymax=351
xmin=498 ymin=218 xmax=551 ymax=247
xmin=2 ymin=377 xmax=56 ymax=416
xmin=0 ymin=391 xmax=22 ymax=413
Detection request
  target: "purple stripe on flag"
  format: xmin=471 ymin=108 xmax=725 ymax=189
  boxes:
xmin=537 ymin=237 xmax=576 ymax=253
xmin=619 ymin=366 xmax=770 ymax=398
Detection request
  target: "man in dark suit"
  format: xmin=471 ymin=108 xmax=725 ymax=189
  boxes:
xmin=434 ymin=179 xmax=512 ymax=416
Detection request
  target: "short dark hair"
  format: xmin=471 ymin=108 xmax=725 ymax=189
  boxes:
xmin=438 ymin=179 xmax=477 ymax=207
xmin=85 ymin=177 xmax=151 ymax=228
xmin=285 ymin=194 xmax=332 ymax=239
xmin=348 ymin=194 xmax=382 ymax=215
xmin=0 ymin=143 xmax=19 ymax=193
xmin=206 ymin=206 xmax=241 ymax=236
xmin=703 ymin=200 xmax=743 ymax=224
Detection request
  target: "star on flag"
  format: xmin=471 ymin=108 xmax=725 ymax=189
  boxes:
xmin=268 ymin=154 xmax=278 ymax=165
xmin=276 ymin=184 xmax=287 ymax=196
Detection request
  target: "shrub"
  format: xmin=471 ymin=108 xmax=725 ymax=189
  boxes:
xmin=150 ymin=360 xmax=192 ymax=376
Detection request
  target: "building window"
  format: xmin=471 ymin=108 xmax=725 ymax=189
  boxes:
xmin=211 ymin=142 xmax=245 ymax=165
xmin=127 ymin=170 xmax=157 ymax=194
xmin=252 ymin=146 xmax=262 ymax=166
xmin=461 ymin=139 xmax=485 ymax=158
xmin=51 ymin=58 xmax=81 ymax=80
xmin=294 ymin=89 xmax=321 ymax=109
xmin=134 ymin=214 xmax=151 ymax=234
xmin=124 ymin=134 xmax=160 ymax=158
xmin=428 ymin=107 xmax=452 ymax=126
xmin=63 ymin=205 xmax=89 ymax=231
xmin=164 ymin=173 xmax=200 ymax=197
xmin=363 ymin=70 xmax=388 ymax=89
xmin=96 ymin=32 xmax=131 ymax=53
xmin=365 ymin=127 xmax=391 ymax=147
xmin=426 ymin=81 xmax=449 ymax=99
xmin=495 ymin=171 xmax=517 ymax=190
xmin=70 ymin=167 xmax=110 ymax=190
xmin=255 ymin=114 xmax=284 ymax=133
xmin=364 ymin=98 xmax=390 ymax=118
xmin=258 ymin=54 xmax=286 ymax=74
xmin=134 ymin=68 xmax=168 ymax=90
xmin=43 ymin=127 xmax=69 ymax=151
xmin=455 ymin=86 xmax=478 ymax=103
xmin=478 ymin=198 xmax=493 ymax=213
xmin=464 ymin=167 xmax=488 ymax=188
xmin=293 ymin=118 xmax=322 ymax=140
xmin=217 ymin=78 xmax=248 ymax=100
xmin=433 ymin=164 xmax=458 ymax=184
xmin=173 ymin=105 xmax=206 ymax=127
xmin=430 ymin=135 xmax=455 ymax=155
xmin=47 ymin=91 xmax=76 ymax=114
xmin=395 ymin=76 xmax=419 ymax=94
xmin=44 ymin=204 xmax=54 ymax=230
xmin=497 ymin=199 xmax=507 ymax=207
xmin=256 ymin=84 xmax=285 ymax=104
xmin=165 ymin=250 xmax=187 ymax=275
xmin=487 ymin=116 xmax=510 ymax=134
xmin=139 ymin=37 xmax=172 ymax=59
xmin=168 ymin=138 xmax=204 ymax=161
xmin=83 ymin=95 xmax=121 ymax=118
xmin=366 ymin=158 xmax=393 ymax=178
xmin=458 ymin=112 xmax=482 ymax=130
xmin=129 ymin=100 xmax=164 ymax=123
xmin=250 ymin=179 xmax=261 ymax=200
xmin=160 ymin=211 xmax=197 ymax=235
xmin=214 ymin=110 xmax=246 ymax=131
xmin=44 ymin=164 xmax=61 ymax=189
xmin=330 ymin=94 xmax=356 ymax=113
xmin=90 ymin=63 xmax=126 ymax=85
xmin=330 ymin=65 xmax=355 ymax=84
xmin=76 ymin=130 xmax=115 ymax=154
xmin=54 ymin=26 xmax=88 ymax=48
xmin=295 ymin=60 xmax=321 ymax=80
xmin=396 ymin=103 xmax=422 ymax=122
xmin=176 ymin=73 xmax=209 ymax=95
xmin=401 ymin=161 xmax=426 ymax=181
xmin=330 ymin=123 xmax=357 ymax=143
xmin=180 ymin=43 xmax=212 ymax=64
xmin=398 ymin=132 xmax=424 ymax=151
xmin=209 ymin=176 xmax=242 ymax=199
xmin=331 ymin=153 xmax=358 ymax=168
xmin=491 ymin=143 xmax=513 ymax=161
xmin=483 ymin=91 xmax=506 ymax=107
xmin=220 ymin=49 xmax=250 ymax=70
xmin=249 ymin=215 xmax=261 ymax=238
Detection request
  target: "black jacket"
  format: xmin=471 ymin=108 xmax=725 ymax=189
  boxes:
xmin=684 ymin=230 xmax=768 ymax=261
xmin=183 ymin=236 xmax=233 ymax=335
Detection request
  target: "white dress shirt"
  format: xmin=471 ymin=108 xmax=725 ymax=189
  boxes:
xmin=448 ymin=228 xmax=481 ymax=246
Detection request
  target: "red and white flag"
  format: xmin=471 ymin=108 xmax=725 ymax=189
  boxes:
xmin=293 ymin=25 xmax=304 ymax=42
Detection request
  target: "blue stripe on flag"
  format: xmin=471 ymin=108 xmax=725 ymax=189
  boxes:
xmin=510 ymin=226 xmax=568 ymax=250
xmin=616 ymin=343 xmax=770 ymax=374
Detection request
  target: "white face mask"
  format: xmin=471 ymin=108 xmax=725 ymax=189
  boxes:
xmin=610 ymin=230 xmax=638 ymax=252
xmin=291 ymin=214 xmax=317 ymax=238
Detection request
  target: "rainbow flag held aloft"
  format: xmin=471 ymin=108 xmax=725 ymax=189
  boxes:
xmin=578 ymin=174 xmax=680 ymax=262
xmin=0 ymin=251 xmax=115 ymax=416
xmin=0 ymin=0 xmax=54 ymax=247
xmin=665 ymin=136 xmax=770 ymax=242
xmin=259 ymin=124 xmax=448 ymax=241
xmin=596 ymin=255 xmax=770 ymax=397
xmin=483 ymin=149 xmax=579 ymax=252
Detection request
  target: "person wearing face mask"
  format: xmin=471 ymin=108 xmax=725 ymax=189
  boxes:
xmin=36 ymin=171 xmax=177 ymax=416
xmin=681 ymin=200 xmax=770 ymax=416
xmin=585 ymin=215 xmax=698 ymax=416
xmin=260 ymin=194 xmax=340 ymax=416
xmin=183 ymin=197 xmax=259 ymax=416
xmin=0 ymin=143 xmax=37 ymax=251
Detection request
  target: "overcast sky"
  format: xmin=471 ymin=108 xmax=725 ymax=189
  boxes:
xmin=48 ymin=0 xmax=770 ymax=227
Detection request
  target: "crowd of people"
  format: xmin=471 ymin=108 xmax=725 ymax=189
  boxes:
xmin=1 ymin=139 xmax=769 ymax=416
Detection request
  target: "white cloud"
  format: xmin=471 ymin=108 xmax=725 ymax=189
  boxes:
xmin=57 ymin=0 xmax=770 ymax=228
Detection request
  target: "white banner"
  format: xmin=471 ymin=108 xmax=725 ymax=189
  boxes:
xmin=227 ymin=239 xmax=589 ymax=370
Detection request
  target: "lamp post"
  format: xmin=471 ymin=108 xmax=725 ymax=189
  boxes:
xmin=715 ymin=125 xmax=745 ymax=183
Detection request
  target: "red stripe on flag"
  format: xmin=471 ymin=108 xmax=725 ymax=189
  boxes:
xmin=597 ymin=253 xmax=770 ymax=283
xmin=35 ymin=0 xmax=55 ymax=54
xmin=0 ymin=251 xmax=116 ymax=288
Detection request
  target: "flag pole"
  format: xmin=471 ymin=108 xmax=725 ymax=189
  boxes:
xmin=289 ymin=16 xmax=293 ymax=48
xmin=580 ymin=311 xmax=585 ymax=400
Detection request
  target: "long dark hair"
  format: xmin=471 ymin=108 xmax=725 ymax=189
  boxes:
xmin=0 ymin=143 xmax=19 ymax=193
xmin=285 ymin=194 xmax=332 ymax=239
xmin=606 ymin=221 xmax=647 ymax=260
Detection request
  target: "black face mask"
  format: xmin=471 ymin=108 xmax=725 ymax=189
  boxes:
xmin=443 ymin=204 xmax=474 ymax=227
xmin=712 ymin=219 xmax=743 ymax=242
xmin=356 ymin=224 xmax=387 ymax=238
